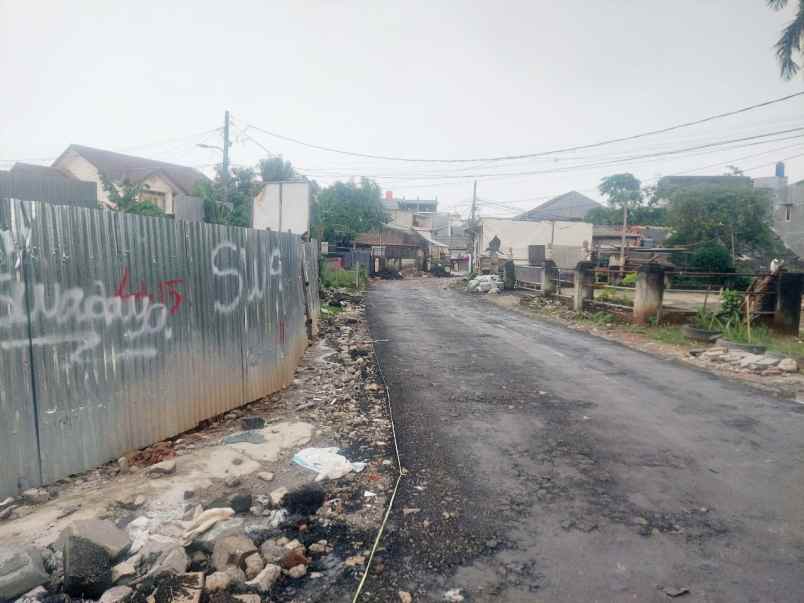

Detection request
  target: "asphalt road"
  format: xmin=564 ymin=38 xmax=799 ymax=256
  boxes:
xmin=361 ymin=278 xmax=804 ymax=603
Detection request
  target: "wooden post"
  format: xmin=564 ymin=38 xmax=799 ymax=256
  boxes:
xmin=633 ymin=263 xmax=666 ymax=325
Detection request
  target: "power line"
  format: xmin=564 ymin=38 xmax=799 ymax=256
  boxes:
xmin=244 ymin=91 xmax=804 ymax=164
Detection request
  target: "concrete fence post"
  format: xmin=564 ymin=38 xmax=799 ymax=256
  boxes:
xmin=633 ymin=263 xmax=665 ymax=324
xmin=573 ymin=261 xmax=595 ymax=312
xmin=773 ymin=272 xmax=804 ymax=334
xmin=542 ymin=259 xmax=557 ymax=296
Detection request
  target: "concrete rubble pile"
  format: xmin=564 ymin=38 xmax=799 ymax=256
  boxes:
xmin=1 ymin=290 xmax=396 ymax=602
xmin=689 ymin=346 xmax=799 ymax=376
xmin=465 ymin=274 xmax=501 ymax=293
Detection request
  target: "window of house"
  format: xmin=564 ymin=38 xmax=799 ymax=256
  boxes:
xmin=140 ymin=190 xmax=167 ymax=211
xmin=785 ymin=205 xmax=792 ymax=222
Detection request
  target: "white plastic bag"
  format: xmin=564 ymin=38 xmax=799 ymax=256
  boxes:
xmin=292 ymin=447 xmax=367 ymax=481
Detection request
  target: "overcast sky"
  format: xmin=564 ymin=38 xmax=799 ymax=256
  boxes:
xmin=2 ymin=0 xmax=803 ymax=217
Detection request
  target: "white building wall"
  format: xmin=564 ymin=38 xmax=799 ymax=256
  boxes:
xmin=478 ymin=218 xmax=592 ymax=266
xmin=56 ymin=152 xmax=108 ymax=207
xmin=252 ymin=180 xmax=311 ymax=234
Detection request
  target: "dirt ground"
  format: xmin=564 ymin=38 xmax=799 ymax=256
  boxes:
xmin=0 ymin=295 xmax=396 ymax=603
xmin=361 ymin=277 xmax=804 ymax=602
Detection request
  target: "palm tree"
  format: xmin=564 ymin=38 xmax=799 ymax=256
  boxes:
xmin=768 ymin=0 xmax=804 ymax=79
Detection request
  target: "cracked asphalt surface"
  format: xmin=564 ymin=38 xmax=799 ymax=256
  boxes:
xmin=360 ymin=278 xmax=804 ymax=603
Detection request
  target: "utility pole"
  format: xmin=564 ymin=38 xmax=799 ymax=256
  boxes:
xmin=470 ymin=180 xmax=478 ymax=273
xmin=222 ymin=110 xmax=231 ymax=207
xmin=620 ymin=203 xmax=629 ymax=273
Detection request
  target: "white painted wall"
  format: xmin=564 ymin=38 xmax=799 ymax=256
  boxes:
xmin=252 ymin=181 xmax=311 ymax=234
xmin=477 ymin=218 xmax=592 ymax=266
xmin=56 ymin=152 xmax=108 ymax=207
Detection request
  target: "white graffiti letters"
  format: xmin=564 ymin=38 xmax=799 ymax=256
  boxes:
xmin=212 ymin=241 xmax=284 ymax=313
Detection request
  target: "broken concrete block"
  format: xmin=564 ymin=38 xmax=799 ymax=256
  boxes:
xmin=63 ymin=536 xmax=113 ymax=599
xmin=257 ymin=471 xmax=274 ymax=482
xmin=260 ymin=541 xmax=286 ymax=565
xmin=99 ymin=585 xmax=133 ymax=603
xmin=0 ymin=545 xmax=49 ymax=600
xmin=0 ymin=497 xmax=15 ymax=511
xmin=223 ymin=565 xmax=246 ymax=588
xmin=205 ymin=570 xmax=232 ymax=592
xmin=148 ymin=545 xmax=188 ymax=577
xmin=235 ymin=595 xmax=261 ymax=603
xmin=245 ymin=563 xmax=281 ymax=593
xmin=287 ymin=563 xmax=306 ymax=578
xmin=65 ymin=519 xmax=131 ymax=561
xmin=780 ymin=358 xmax=799 ymax=372
xmin=212 ymin=535 xmax=258 ymax=572
xmin=191 ymin=518 xmax=245 ymax=553
xmin=244 ymin=552 xmax=264 ymax=579
xmin=111 ymin=559 xmax=137 ymax=584
xmin=21 ymin=489 xmax=49 ymax=505
xmin=270 ymin=487 xmax=288 ymax=507
xmin=146 ymin=459 xmax=176 ymax=477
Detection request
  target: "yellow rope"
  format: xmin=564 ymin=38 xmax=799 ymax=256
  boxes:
xmin=352 ymin=337 xmax=406 ymax=603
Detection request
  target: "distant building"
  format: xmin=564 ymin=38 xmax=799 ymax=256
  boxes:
xmin=382 ymin=191 xmax=438 ymax=228
xmin=472 ymin=217 xmax=592 ymax=269
xmin=52 ymin=144 xmax=208 ymax=218
xmin=515 ymin=191 xmax=602 ymax=221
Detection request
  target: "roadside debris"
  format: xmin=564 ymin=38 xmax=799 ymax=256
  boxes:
xmin=466 ymin=274 xmax=501 ymax=293
xmin=0 ymin=288 xmax=395 ymax=602
xmin=292 ymin=447 xmax=367 ymax=481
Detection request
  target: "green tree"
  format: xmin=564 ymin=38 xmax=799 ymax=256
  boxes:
xmin=259 ymin=156 xmax=297 ymax=182
xmin=689 ymin=243 xmax=734 ymax=273
xmin=666 ymin=185 xmax=775 ymax=256
xmin=587 ymin=175 xmax=666 ymax=225
xmin=599 ymin=173 xmax=643 ymax=209
xmin=314 ymin=178 xmax=387 ymax=244
xmin=101 ymin=175 xmax=165 ymax=217
xmin=767 ymin=0 xmax=804 ymax=79
xmin=195 ymin=165 xmax=259 ymax=226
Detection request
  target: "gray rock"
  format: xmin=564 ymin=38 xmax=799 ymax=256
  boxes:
xmin=63 ymin=536 xmax=113 ymax=599
xmin=259 ymin=541 xmax=286 ymax=565
xmin=223 ymin=565 xmax=246 ymax=587
xmin=21 ymin=489 xmax=49 ymax=505
xmin=0 ymin=506 xmax=15 ymax=521
xmin=16 ymin=584 xmax=48 ymax=601
xmin=212 ymin=536 xmax=258 ymax=572
xmin=0 ymin=497 xmax=15 ymax=511
xmin=229 ymin=493 xmax=253 ymax=514
xmin=99 ymin=585 xmax=133 ymax=603
xmin=244 ymin=522 xmax=276 ymax=546
xmin=0 ymin=545 xmax=48 ymax=601
xmin=257 ymin=472 xmax=274 ymax=482
xmin=205 ymin=570 xmax=232 ymax=592
xmin=64 ymin=519 xmax=130 ymax=561
xmin=146 ymin=459 xmax=176 ymax=477
xmin=234 ymin=595 xmax=261 ymax=603
xmin=287 ymin=564 xmax=306 ymax=579
xmin=147 ymin=546 xmax=188 ymax=577
xmin=245 ymin=564 xmax=281 ymax=593
xmin=191 ymin=518 xmax=245 ymax=553
xmin=224 ymin=475 xmax=241 ymax=488
xmin=244 ymin=552 xmax=264 ymax=580
xmin=241 ymin=416 xmax=266 ymax=430
xmin=110 ymin=559 xmax=136 ymax=585
xmin=269 ymin=487 xmax=288 ymax=507
xmin=117 ymin=457 xmax=129 ymax=474
xmin=780 ymin=358 xmax=799 ymax=373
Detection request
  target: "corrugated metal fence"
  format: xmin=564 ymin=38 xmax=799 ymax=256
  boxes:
xmin=0 ymin=199 xmax=320 ymax=497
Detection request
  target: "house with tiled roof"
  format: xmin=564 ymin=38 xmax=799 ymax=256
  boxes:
xmin=53 ymin=144 xmax=209 ymax=216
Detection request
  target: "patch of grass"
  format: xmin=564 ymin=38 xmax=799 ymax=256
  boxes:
xmin=321 ymin=266 xmax=367 ymax=290
xmin=595 ymin=288 xmax=634 ymax=307
xmin=643 ymin=325 xmax=690 ymax=346
xmin=321 ymin=303 xmax=344 ymax=316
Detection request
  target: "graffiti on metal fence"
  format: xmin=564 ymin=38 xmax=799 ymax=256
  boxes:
xmin=1 ymin=230 xmax=288 ymax=366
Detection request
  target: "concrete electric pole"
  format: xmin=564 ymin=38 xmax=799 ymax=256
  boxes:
xmin=222 ymin=110 xmax=231 ymax=207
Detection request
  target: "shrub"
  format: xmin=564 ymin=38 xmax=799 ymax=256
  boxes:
xmin=690 ymin=244 xmax=733 ymax=273
xmin=622 ymin=273 xmax=638 ymax=287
